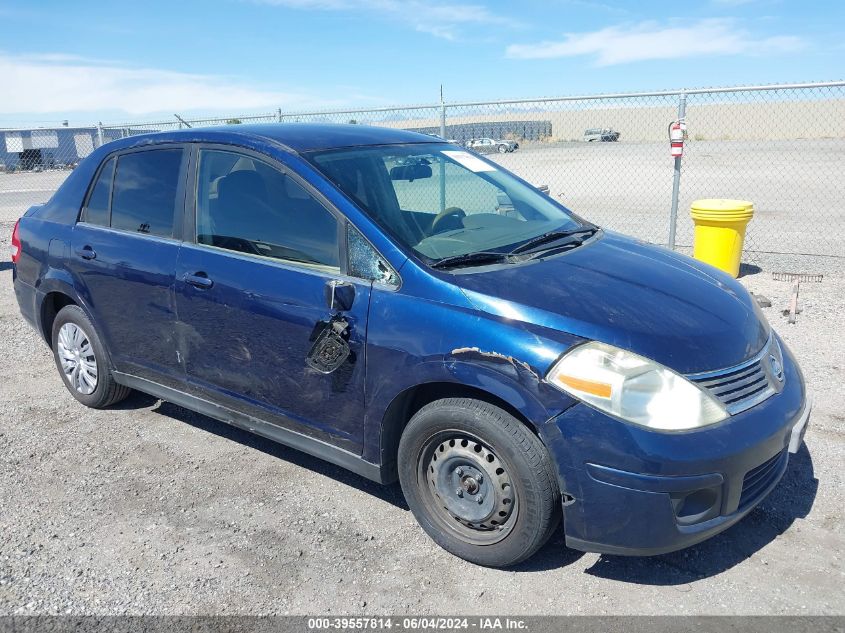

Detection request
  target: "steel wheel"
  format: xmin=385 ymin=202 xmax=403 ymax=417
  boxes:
xmin=57 ymin=322 xmax=98 ymax=395
xmin=399 ymin=398 xmax=560 ymax=566
xmin=419 ymin=432 xmax=517 ymax=546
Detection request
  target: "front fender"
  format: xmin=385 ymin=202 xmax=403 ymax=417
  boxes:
xmin=361 ymin=284 xmax=582 ymax=481
xmin=361 ymin=353 xmax=577 ymax=472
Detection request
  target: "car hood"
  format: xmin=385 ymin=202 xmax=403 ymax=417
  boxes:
xmin=452 ymin=231 xmax=769 ymax=374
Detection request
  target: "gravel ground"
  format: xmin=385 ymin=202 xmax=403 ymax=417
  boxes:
xmin=0 ymin=220 xmax=843 ymax=616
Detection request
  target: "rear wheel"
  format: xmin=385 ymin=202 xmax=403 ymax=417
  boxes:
xmin=51 ymin=305 xmax=132 ymax=408
xmin=398 ymin=398 xmax=560 ymax=567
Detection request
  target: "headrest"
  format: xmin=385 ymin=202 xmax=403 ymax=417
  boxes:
xmin=218 ymin=170 xmax=267 ymax=204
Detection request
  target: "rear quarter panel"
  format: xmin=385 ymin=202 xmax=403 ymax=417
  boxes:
xmin=13 ymin=142 xmax=111 ymax=339
xmin=14 ymin=216 xmax=82 ymax=342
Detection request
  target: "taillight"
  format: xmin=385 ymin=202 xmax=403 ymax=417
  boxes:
xmin=10 ymin=219 xmax=21 ymax=264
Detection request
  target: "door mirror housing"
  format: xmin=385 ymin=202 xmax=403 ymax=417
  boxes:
xmin=325 ymin=280 xmax=356 ymax=312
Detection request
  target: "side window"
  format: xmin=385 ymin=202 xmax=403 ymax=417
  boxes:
xmin=195 ymin=149 xmax=339 ymax=271
xmin=111 ymin=149 xmax=183 ymax=237
xmin=82 ymin=156 xmax=115 ymax=226
xmin=347 ymin=225 xmax=398 ymax=286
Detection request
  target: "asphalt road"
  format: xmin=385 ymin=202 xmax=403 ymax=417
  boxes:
xmin=0 ymin=219 xmax=843 ymax=615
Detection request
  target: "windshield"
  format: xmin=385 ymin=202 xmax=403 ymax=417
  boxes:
xmin=305 ymin=143 xmax=586 ymax=263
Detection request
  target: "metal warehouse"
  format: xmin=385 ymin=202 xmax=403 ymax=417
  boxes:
xmin=0 ymin=126 xmax=131 ymax=171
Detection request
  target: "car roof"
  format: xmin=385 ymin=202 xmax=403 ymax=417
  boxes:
xmin=107 ymin=123 xmax=441 ymax=153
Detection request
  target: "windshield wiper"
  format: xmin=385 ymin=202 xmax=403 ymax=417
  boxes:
xmin=508 ymin=226 xmax=598 ymax=256
xmin=430 ymin=251 xmax=510 ymax=270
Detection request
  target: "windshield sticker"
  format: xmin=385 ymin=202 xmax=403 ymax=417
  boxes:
xmin=442 ymin=151 xmax=497 ymax=173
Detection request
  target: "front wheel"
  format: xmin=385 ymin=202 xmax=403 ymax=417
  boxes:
xmin=398 ymin=398 xmax=561 ymax=567
xmin=497 ymin=144 xmax=507 ymax=154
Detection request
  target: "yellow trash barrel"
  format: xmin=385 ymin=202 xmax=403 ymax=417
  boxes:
xmin=690 ymin=199 xmax=754 ymax=278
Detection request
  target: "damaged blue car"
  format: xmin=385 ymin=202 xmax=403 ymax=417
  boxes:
xmin=11 ymin=124 xmax=811 ymax=567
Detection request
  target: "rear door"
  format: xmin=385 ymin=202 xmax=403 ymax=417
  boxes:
xmin=173 ymin=146 xmax=374 ymax=452
xmin=69 ymin=145 xmax=188 ymax=388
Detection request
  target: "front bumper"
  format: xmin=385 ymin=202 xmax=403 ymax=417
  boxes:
xmin=540 ymin=340 xmax=809 ymax=556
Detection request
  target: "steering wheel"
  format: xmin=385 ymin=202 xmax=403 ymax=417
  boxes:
xmin=430 ymin=206 xmax=467 ymax=234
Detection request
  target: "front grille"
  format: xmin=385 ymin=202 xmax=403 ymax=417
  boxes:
xmin=687 ymin=337 xmax=782 ymax=415
xmin=738 ymin=450 xmax=787 ymax=509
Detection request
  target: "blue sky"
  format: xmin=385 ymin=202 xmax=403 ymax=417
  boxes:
xmin=0 ymin=0 xmax=842 ymax=126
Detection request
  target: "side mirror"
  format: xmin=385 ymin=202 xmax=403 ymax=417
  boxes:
xmin=325 ymin=280 xmax=356 ymax=312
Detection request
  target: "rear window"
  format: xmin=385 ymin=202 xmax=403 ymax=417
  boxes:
xmin=110 ymin=149 xmax=183 ymax=237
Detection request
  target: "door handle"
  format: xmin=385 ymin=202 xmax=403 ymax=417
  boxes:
xmin=183 ymin=272 xmax=213 ymax=289
xmin=76 ymin=246 xmax=97 ymax=260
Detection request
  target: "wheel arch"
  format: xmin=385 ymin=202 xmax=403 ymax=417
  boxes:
xmin=36 ymin=275 xmax=86 ymax=348
xmin=36 ymin=276 xmax=103 ymax=355
xmin=40 ymin=291 xmax=78 ymax=347
xmin=375 ymin=379 xmax=547 ymax=485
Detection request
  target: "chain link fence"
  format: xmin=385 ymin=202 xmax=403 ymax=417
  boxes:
xmin=2 ymin=81 xmax=843 ymax=271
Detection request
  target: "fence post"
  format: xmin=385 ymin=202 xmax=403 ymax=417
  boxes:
xmin=439 ymin=90 xmax=447 ymax=213
xmin=668 ymin=91 xmax=686 ymax=250
xmin=278 ymin=108 xmax=282 ymax=123
xmin=96 ymin=122 xmax=104 ymax=147
xmin=439 ymin=97 xmax=447 ymax=140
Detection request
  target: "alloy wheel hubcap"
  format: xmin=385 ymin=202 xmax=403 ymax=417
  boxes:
xmin=57 ymin=323 xmax=98 ymax=395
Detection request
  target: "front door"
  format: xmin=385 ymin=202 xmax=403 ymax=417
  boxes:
xmin=69 ymin=146 xmax=187 ymax=388
xmin=173 ymin=147 xmax=370 ymax=453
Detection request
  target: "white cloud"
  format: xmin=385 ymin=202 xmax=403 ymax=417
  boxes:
xmin=505 ymin=18 xmax=804 ymax=65
xmin=254 ymin=0 xmax=512 ymax=40
xmin=0 ymin=52 xmax=316 ymax=117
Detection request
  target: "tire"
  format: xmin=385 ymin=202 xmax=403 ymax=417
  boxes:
xmin=51 ymin=305 xmax=132 ymax=408
xmin=497 ymin=144 xmax=507 ymax=154
xmin=398 ymin=398 xmax=561 ymax=567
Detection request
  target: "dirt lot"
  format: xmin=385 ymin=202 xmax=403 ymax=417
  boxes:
xmin=0 ymin=217 xmax=843 ymax=616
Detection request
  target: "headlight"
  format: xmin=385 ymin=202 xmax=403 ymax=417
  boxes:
xmin=546 ymin=341 xmax=728 ymax=431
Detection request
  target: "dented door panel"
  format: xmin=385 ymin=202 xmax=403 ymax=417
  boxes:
xmin=174 ymin=243 xmax=371 ymax=453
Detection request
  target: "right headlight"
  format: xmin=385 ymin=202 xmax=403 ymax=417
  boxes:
xmin=546 ymin=341 xmax=728 ymax=432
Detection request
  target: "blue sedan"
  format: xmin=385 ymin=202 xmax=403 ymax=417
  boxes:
xmin=10 ymin=124 xmax=810 ymax=567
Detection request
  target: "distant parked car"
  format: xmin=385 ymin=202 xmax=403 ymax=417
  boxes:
xmin=583 ymin=128 xmax=620 ymax=142
xmin=466 ymin=137 xmax=518 ymax=154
